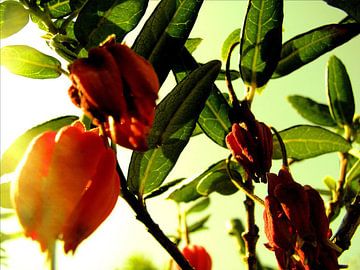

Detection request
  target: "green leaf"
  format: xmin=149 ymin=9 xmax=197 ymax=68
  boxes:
xmin=324 ymin=0 xmax=360 ymax=24
xmin=272 ymin=125 xmax=352 ymax=160
xmin=128 ymin=61 xmax=221 ymax=196
xmin=287 ymin=95 xmax=337 ymax=127
xmin=185 ymin=38 xmax=202 ymax=54
xmin=0 ymin=45 xmax=62 ymax=79
xmin=168 ymin=176 xmax=203 ymax=203
xmin=144 ymin=178 xmax=184 ymax=200
xmin=239 ymin=0 xmax=283 ymax=88
xmin=74 ymin=0 xmax=148 ymax=49
xmin=1 ymin=116 xmax=78 ymax=176
xmin=327 ymin=55 xmax=355 ymax=126
xmin=172 ymin=49 xmax=232 ymax=147
xmin=221 ymin=28 xmax=241 ymax=61
xmin=43 ymin=0 xmax=72 ymax=18
xmin=216 ymin=69 xmax=241 ymax=81
xmin=346 ymin=158 xmax=360 ymax=193
xmin=188 ymin=215 xmax=210 ymax=233
xmin=186 ymin=197 xmax=210 ymax=215
xmin=0 ymin=181 xmax=13 ymax=209
xmin=0 ymin=1 xmax=29 ymax=39
xmin=132 ymin=0 xmax=204 ymax=84
xmin=273 ymin=21 xmax=360 ymax=78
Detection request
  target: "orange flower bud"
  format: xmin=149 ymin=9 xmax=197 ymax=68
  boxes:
xmin=68 ymin=38 xmax=159 ymax=151
xmin=12 ymin=121 xmax=120 ymax=254
xmin=173 ymin=245 xmax=212 ymax=270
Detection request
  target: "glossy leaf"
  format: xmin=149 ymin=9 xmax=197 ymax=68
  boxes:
xmin=273 ymin=22 xmax=360 ymax=78
xmin=143 ymin=178 xmax=184 ymax=200
xmin=0 ymin=116 xmax=78 ymax=176
xmin=188 ymin=215 xmax=210 ymax=233
xmin=74 ymin=0 xmax=148 ymax=49
xmin=0 ymin=1 xmax=29 ymax=39
xmin=132 ymin=0 xmax=204 ymax=84
xmin=239 ymin=0 xmax=283 ymax=88
xmin=128 ymin=61 xmax=221 ymax=196
xmin=44 ymin=0 xmax=72 ymax=18
xmin=327 ymin=55 xmax=355 ymax=126
xmin=186 ymin=197 xmax=210 ymax=215
xmin=0 ymin=181 xmax=13 ymax=209
xmin=287 ymin=95 xmax=337 ymax=127
xmin=272 ymin=125 xmax=351 ymax=160
xmin=324 ymin=0 xmax=360 ymax=24
xmin=0 ymin=45 xmax=62 ymax=79
xmin=221 ymin=28 xmax=241 ymax=61
xmin=172 ymin=49 xmax=232 ymax=147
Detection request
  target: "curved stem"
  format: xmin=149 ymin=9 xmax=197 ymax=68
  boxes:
xmin=225 ymin=42 xmax=241 ymax=108
xmin=270 ymin=126 xmax=288 ymax=168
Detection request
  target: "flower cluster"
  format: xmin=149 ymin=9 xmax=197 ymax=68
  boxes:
xmin=12 ymin=121 xmax=120 ymax=254
xmin=68 ymin=38 xmax=159 ymax=151
xmin=263 ymin=167 xmax=339 ymax=269
xmin=173 ymin=245 xmax=212 ymax=270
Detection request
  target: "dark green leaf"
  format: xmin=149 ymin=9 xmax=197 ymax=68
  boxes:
xmin=144 ymin=178 xmax=184 ymax=200
xmin=0 ymin=1 xmax=29 ymax=39
xmin=74 ymin=0 xmax=148 ymax=49
xmin=327 ymin=55 xmax=355 ymax=126
xmin=186 ymin=197 xmax=210 ymax=215
xmin=44 ymin=0 xmax=72 ymax=18
xmin=168 ymin=176 xmax=203 ymax=203
xmin=239 ymin=0 xmax=283 ymax=88
xmin=188 ymin=215 xmax=210 ymax=233
xmin=185 ymin=38 xmax=202 ymax=54
xmin=0 ymin=45 xmax=62 ymax=79
xmin=216 ymin=69 xmax=241 ymax=81
xmin=273 ymin=21 xmax=360 ymax=78
xmin=287 ymin=95 xmax=337 ymax=127
xmin=272 ymin=125 xmax=352 ymax=160
xmin=128 ymin=61 xmax=221 ymax=196
xmin=221 ymin=28 xmax=241 ymax=61
xmin=0 ymin=181 xmax=13 ymax=209
xmin=1 ymin=116 xmax=78 ymax=176
xmin=132 ymin=0 xmax=204 ymax=84
xmin=227 ymin=218 xmax=246 ymax=254
xmin=324 ymin=0 xmax=360 ymax=24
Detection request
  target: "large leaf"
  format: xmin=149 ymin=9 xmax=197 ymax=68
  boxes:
xmin=327 ymin=55 xmax=355 ymax=126
xmin=1 ymin=116 xmax=78 ymax=176
xmin=273 ymin=21 xmax=360 ymax=78
xmin=132 ymin=0 xmax=204 ymax=84
xmin=74 ymin=0 xmax=148 ymax=49
xmin=324 ymin=0 xmax=360 ymax=24
xmin=128 ymin=61 xmax=221 ymax=196
xmin=0 ymin=45 xmax=62 ymax=79
xmin=272 ymin=125 xmax=351 ymax=160
xmin=287 ymin=95 xmax=337 ymax=127
xmin=0 ymin=1 xmax=29 ymax=39
xmin=172 ymin=49 xmax=232 ymax=147
xmin=239 ymin=0 xmax=283 ymax=88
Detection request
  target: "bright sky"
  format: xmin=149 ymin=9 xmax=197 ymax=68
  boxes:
xmin=1 ymin=1 xmax=359 ymax=270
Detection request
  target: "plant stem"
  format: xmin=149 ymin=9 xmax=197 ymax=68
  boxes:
xmin=116 ymin=163 xmax=194 ymax=270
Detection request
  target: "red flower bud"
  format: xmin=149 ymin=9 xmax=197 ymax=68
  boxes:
xmin=68 ymin=38 xmax=159 ymax=151
xmin=12 ymin=121 xmax=120 ymax=254
xmin=173 ymin=245 xmax=212 ymax=270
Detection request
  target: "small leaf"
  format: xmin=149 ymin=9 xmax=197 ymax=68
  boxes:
xmin=186 ymin=197 xmax=210 ymax=215
xmin=327 ymin=55 xmax=355 ymax=126
xmin=221 ymin=28 xmax=241 ymax=61
xmin=185 ymin=38 xmax=202 ymax=54
xmin=273 ymin=21 xmax=360 ymax=78
xmin=239 ymin=0 xmax=283 ymax=88
xmin=216 ymin=69 xmax=241 ymax=81
xmin=324 ymin=0 xmax=360 ymax=24
xmin=324 ymin=176 xmax=337 ymax=191
xmin=1 ymin=116 xmax=78 ymax=176
xmin=272 ymin=125 xmax=352 ymax=160
xmin=74 ymin=0 xmax=148 ymax=49
xmin=191 ymin=124 xmax=203 ymax=137
xmin=128 ymin=61 xmax=221 ymax=196
xmin=0 ymin=1 xmax=29 ymax=39
xmin=0 ymin=45 xmax=62 ymax=79
xmin=188 ymin=215 xmax=210 ymax=233
xmin=0 ymin=181 xmax=13 ymax=209
xmin=144 ymin=178 xmax=184 ymax=200
xmin=287 ymin=95 xmax=337 ymax=127
xmin=132 ymin=0 xmax=204 ymax=84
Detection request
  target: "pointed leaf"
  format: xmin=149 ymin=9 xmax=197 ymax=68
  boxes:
xmin=188 ymin=215 xmax=210 ymax=233
xmin=168 ymin=176 xmax=203 ymax=203
xmin=186 ymin=197 xmax=210 ymax=215
xmin=0 ymin=45 xmax=62 ymax=79
xmin=0 ymin=1 xmax=29 ymax=39
xmin=273 ymin=21 xmax=360 ymax=78
xmin=324 ymin=0 xmax=360 ymax=24
xmin=287 ymin=95 xmax=337 ymax=127
xmin=239 ymin=0 xmax=283 ymax=88
xmin=221 ymin=28 xmax=241 ymax=61
xmin=1 ymin=116 xmax=78 ymax=176
xmin=74 ymin=0 xmax=148 ymax=49
xmin=128 ymin=61 xmax=221 ymax=196
xmin=185 ymin=38 xmax=203 ymax=54
xmin=327 ymin=55 xmax=355 ymax=126
xmin=272 ymin=125 xmax=351 ymax=160
xmin=144 ymin=178 xmax=184 ymax=200
xmin=132 ymin=0 xmax=204 ymax=84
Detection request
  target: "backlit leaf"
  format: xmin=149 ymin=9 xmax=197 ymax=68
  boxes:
xmin=185 ymin=38 xmax=202 ymax=54
xmin=0 ymin=181 xmax=13 ymax=209
xmin=221 ymin=28 xmax=241 ymax=61
xmin=0 ymin=45 xmax=62 ymax=79
xmin=272 ymin=125 xmax=351 ymax=160
xmin=0 ymin=1 xmax=29 ymax=39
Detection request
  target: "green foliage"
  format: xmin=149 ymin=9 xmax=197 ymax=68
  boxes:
xmin=272 ymin=125 xmax=351 ymax=160
xmin=188 ymin=214 xmax=210 ymax=233
xmin=1 ymin=116 xmax=78 ymax=176
xmin=0 ymin=45 xmax=62 ymax=79
xmin=0 ymin=1 xmax=29 ymax=39
xmin=239 ymin=0 xmax=283 ymax=88
xmin=221 ymin=28 xmax=241 ymax=61
xmin=121 ymin=253 xmax=158 ymax=270
xmin=327 ymin=55 xmax=355 ymax=126
xmin=186 ymin=197 xmax=210 ymax=215
xmin=0 ymin=181 xmax=13 ymax=209
xmin=128 ymin=61 xmax=221 ymax=196
xmin=324 ymin=0 xmax=360 ymax=23
xmin=43 ymin=0 xmax=72 ymax=19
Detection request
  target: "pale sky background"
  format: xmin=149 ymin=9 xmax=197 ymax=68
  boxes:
xmin=1 ymin=1 xmax=359 ymax=269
